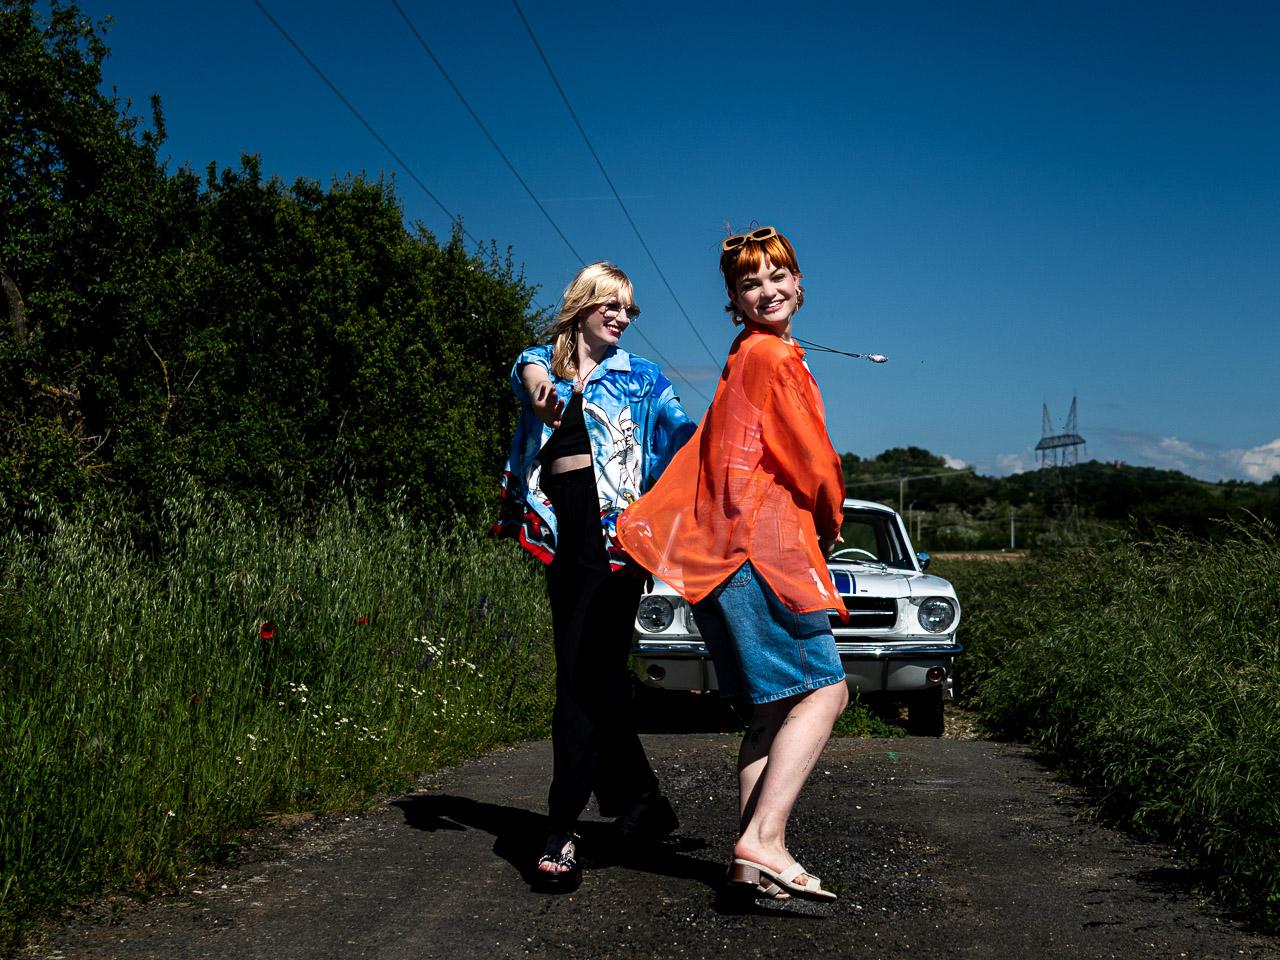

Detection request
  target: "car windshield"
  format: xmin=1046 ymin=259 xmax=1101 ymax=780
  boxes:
xmin=834 ymin=508 xmax=915 ymax=570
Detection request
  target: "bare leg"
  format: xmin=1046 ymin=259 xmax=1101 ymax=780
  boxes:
xmin=733 ymin=681 xmax=849 ymax=886
xmin=736 ymin=701 xmax=783 ymax=833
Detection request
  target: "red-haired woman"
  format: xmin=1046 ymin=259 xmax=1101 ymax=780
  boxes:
xmin=618 ymin=227 xmax=849 ymax=902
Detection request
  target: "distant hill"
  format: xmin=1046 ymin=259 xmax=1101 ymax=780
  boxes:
xmin=841 ymin=448 xmax=1279 ymax=549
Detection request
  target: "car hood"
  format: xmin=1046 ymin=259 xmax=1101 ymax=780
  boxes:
xmin=828 ymin=564 xmax=957 ymax=600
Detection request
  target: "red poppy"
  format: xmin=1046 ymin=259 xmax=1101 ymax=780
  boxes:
xmin=355 ymin=615 xmax=369 ymax=626
xmin=189 ymin=694 xmax=202 ymax=704
xmin=259 ymin=621 xmax=276 ymax=640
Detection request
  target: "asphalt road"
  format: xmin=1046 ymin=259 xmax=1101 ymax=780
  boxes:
xmin=25 ymin=713 xmax=1280 ymax=960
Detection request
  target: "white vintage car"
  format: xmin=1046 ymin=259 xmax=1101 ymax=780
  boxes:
xmin=631 ymin=498 xmax=962 ymax=736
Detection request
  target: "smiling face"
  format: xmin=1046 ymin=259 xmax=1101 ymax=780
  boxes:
xmin=731 ymin=256 xmax=802 ymax=338
xmin=577 ymin=290 xmax=636 ymax=353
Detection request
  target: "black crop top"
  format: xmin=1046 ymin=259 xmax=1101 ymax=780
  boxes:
xmin=537 ymin=390 xmax=591 ymax=464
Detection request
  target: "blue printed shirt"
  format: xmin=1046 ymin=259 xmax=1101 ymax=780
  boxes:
xmin=493 ymin=343 xmax=696 ymax=569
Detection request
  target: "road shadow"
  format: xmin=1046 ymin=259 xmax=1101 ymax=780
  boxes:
xmin=391 ymin=793 xmax=829 ymax=918
xmin=631 ymin=689 xmax=746 ymax=733
xmin=392 ymin=792 xmax=715 ymax=883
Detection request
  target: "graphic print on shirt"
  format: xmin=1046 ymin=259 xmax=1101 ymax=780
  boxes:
xmin=584 ymin=401 xmax=641 ymax=511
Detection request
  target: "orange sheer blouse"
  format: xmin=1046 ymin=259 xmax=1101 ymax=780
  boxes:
xmin=617 ymin=327 xmax=847 ymax=618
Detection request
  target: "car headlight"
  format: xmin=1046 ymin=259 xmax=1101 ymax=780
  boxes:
xmin=636 ymin=596 xmax=675 ymax=633
xmin=917 ymin=597 xmax=956 ymax=633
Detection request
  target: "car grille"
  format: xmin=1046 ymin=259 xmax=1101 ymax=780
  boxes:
xmin=830 ymin=597 xmax=897 ymax=630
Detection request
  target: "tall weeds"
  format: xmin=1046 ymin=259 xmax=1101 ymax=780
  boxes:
xmin=936 ymin=520 xmax=1280 ymax=930
xmin=0 ymin=492 xmax=553 ymax=942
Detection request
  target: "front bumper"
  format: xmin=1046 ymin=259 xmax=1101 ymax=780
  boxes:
xmin=632 ymin=637 xmax=963 ymax=696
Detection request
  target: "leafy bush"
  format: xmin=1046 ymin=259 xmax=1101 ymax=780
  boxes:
xmin=2 ymin=2 xmax=540 ymax=537
xmin=935 ymin=521 xmax=1280 ymax=930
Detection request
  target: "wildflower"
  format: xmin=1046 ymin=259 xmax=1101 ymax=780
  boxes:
xmin=259 ymin=621 xmax=276 ymax=640
xmin=416 ymin=654 xmax=436 ymax=671
xmin=355 ymin=615 xmax=369 ymax=625
xmin=189 ymin=694 xmax=202 ymax=704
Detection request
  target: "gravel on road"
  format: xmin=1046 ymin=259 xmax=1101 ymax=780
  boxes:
xmin=23 ymin=728 xmax=1280 ymax=960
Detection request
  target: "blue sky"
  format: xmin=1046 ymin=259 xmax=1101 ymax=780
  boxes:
xmin=79 ymin=0 xmax=1279 ymax=481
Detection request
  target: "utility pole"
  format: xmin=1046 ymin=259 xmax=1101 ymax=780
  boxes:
xmin=845 ymin=469 xmax=973 ymax=515
xmin=1009 ymin=509 xmax=1016 ymax=550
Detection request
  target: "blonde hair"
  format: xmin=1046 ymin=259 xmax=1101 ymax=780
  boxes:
xmin=546 ymin=261 xmax=636 ymax=380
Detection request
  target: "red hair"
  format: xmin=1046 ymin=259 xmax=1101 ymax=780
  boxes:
xmin=719 ymin=229 xmax=804 ymax=324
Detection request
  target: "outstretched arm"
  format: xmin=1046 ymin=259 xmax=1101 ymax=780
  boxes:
xmin=519 ymin=362 xmax=565 ymax=429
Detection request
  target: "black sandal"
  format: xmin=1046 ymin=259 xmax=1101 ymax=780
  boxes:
xmin=615 ymin=793 xmax=679 ymax=841
xmin=530 ymin=832 xmax=581 ymax=893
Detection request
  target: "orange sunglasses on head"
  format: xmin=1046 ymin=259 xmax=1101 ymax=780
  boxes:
xmin=721 ymin=226 xmax=778 ymax=252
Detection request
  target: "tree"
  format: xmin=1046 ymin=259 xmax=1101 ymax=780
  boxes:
xmin=1 ymin=2 xmax=541 ymax=531
xmin=162 ymin=160 xmax=538 ymax=521
xmin=1 ymin=0 xmax=178 ymax=521
xmin=872 ymin=446 xmax=948 ymax=473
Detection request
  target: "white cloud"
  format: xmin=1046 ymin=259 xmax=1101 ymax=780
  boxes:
xmin=1232 ymin=439 xmax=1280 ymax=482
xmin=941 ymin=453 xmax=968 ymax=470
xmin=1098 ymin=429 xmax=1280 ymax=482
xmin=1131 ymin=435 xmax=1211 ymax=471
xmin=994 ymin=452 xmax=1033 ymax=475
xmin=1156 ymin=436 xmax=1209 ymax=461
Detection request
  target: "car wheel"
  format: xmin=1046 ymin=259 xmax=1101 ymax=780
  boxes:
xmin=905 ymin=688 xmax=945 ymax=737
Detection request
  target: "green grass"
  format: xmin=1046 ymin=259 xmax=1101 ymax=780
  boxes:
xmin=16 ymin=492 xmax=1275 ymax=939
xmin=934 ymin=519 xmax=1280 ymax=931
xmin=831 ymin=698 xmax=906 ymax=738
xmin=0 ymin=491 xmax=554 ymax=945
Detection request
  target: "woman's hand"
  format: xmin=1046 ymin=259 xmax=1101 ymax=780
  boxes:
xmin=530 ymin=378 xmax=565 ymax=429
xmin=820 ymin=532 xmax=845 ymax=559
xmin=521 ymin=364 xmax=564 ymax=428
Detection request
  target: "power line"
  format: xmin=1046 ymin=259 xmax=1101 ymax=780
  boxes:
xmin=251 ymin=0 xmax=479 ymax=246
xmin=254 ymin=0 xmax=709 ymax=404
xmin=845 ymin=468 xmax=975 ymax=514
xmin=390 ymin=1 xmax=708 ymax=403
xmin=509 ymin=0 xmax=721 ymax=368
xmin=389 ymin=0 xmax=584 ymax=264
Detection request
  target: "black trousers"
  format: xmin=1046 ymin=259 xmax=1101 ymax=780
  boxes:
xmin=541 ymin=466 xmax=659 ymax=833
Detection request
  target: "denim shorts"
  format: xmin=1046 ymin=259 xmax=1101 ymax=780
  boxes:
xmin=691 ymin=561 xmax=845 ymax=704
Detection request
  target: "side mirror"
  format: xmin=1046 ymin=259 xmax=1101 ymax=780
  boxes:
xmin=916 ymin=551 xmax=931 ymax=571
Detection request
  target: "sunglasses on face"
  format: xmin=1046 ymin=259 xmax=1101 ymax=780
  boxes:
xmin=721 ymin=226 xmax=778 ymax=252
xmin=598 ymin=300 xmax=640 ymax=320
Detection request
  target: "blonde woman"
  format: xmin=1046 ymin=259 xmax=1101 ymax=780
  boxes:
xmin=494 ymin=261 xmax=695 ymax=892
